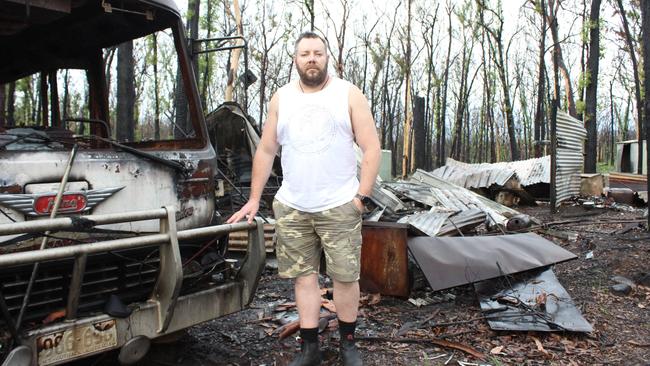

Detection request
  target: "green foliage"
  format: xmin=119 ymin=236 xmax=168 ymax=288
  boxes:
xmin=581 ymin=18 xmax=596 ymax=44
xmin=576 ymin=100 xmax=586 ymax=115
xmin=597 ymin=162 xmax=615 ymax=173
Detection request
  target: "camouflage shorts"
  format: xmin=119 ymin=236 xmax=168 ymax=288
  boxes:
xmin=272 ymin=199 xmax=362 ymax=282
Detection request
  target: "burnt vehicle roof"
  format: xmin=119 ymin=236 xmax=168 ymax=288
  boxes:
xmin=0 ymin=0 xmax=181 ymax=83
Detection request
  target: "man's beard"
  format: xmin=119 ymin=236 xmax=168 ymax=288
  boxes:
xmin=296 ymin=62 xmax=328 ymax=87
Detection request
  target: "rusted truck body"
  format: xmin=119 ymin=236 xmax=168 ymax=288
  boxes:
xmin=0 ymin=1 xmax=265 ymax=365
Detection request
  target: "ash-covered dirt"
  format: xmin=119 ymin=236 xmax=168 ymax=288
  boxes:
xmin=85 ymin=203 xmax=650 ymax=365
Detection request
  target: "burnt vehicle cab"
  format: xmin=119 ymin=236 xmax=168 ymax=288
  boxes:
xmin=0 ymin=1 xmax=265 ymax=365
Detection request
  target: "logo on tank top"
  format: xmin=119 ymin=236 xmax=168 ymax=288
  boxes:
xmin=287 ymin=104 xmax=337 ymax=154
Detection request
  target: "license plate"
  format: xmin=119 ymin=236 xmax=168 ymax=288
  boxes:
xmin=37 ymin=319 xmax=117 ymax=366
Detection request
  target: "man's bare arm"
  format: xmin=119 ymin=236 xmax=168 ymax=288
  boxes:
xmin=349 ymin=85 xmax=381 ymax=201
xmin=227 ymin=93 xmax=280 ymax=223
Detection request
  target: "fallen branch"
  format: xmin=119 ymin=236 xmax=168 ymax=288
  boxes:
xmin=277 ymin=314 xmax=336 ymax=340
xmin=627 ymin=340 xmax=650 ymax=347
xmin=277 ymin=321 xmax=300 ymax=340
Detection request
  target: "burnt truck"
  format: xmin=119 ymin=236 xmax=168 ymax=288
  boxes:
xmin=0 ymin=1 xmax=265 ymax=365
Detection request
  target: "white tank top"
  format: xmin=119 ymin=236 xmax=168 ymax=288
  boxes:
xmin=275 ymin=77 xmax=359 ymax=212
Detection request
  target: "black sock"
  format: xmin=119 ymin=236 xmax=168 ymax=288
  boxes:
xmin=338 ymin=319 xmax=356 ymax=339
xmin=300 ymin=327 xmax=319 ymax=343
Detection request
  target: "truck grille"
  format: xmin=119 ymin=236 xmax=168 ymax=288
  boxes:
xmin=0 ymin=248 xmax=160 ymax=327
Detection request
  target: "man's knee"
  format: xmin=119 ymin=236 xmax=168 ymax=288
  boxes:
xmin=333 ymin=279 xmax=359 ymax=291
xmin=295 ymin=273 xmax=319 ymax=288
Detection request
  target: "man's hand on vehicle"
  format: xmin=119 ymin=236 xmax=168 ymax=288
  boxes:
xmin=227 ymin=200 xmax=260 ymax=224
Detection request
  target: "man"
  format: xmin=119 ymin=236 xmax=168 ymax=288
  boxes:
xmin=227 ymin=31 xmax=380 ymax=366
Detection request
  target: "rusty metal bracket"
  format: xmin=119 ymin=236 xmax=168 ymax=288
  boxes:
xmin=151 ymin=206 xmax=182 ymax=333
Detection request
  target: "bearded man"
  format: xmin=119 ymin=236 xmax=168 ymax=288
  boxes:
xmin=227 ymin=31 xmax=380 ymax=366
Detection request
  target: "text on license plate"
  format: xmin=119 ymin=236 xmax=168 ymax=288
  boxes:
xmin=37 ymin=319 xmax=117 ymax=366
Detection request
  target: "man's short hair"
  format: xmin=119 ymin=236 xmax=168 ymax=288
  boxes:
xmin=293 ymin=31 xmax=328 ymax=55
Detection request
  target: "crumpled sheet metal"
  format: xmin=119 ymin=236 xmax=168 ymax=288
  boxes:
xmin=431 ymin=156 xmax=550 ymax=188
xmin=397 ymin=211 xmax=452 ymax=237
xmin=432 ymin=160 xmax=516 ymax=188
xmin=371 ymin=183 xmax=406 ymax=211
xmin=437 ymin=208 xmax=487 ymax=236
xmin=384 ymin=182 xmax=445 ymax=209
xmin=407 ymin=169 xmax=519 ymax=226
xmin=474 ymin=267 xmax=593 ymax=332
xmin=407 ymin=232 xmax=577 ymax=292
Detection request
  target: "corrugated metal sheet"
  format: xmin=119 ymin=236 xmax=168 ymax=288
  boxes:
xmin=431 ymin=160 xmax=515 ymax=188
xmin=408 ymin=169 xmax=519 ymax=226
xmin=431 ymin=156 xmax=550 ymax=188
xmin=371 ymin=183 xmax=407 ymax=211
xmin=397 ymin=211 xmax=451 ymax=237
xmin=437 ymin=208 xmax=487 ymax=236
xmin=556 ymin=111 xmax=587 ymax=205
xmin=385 ymin=182 xmax=445 ymax=209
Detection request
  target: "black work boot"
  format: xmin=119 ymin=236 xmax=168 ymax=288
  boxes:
xmin=340 ymin=334 xmax=362 ymax=366
xmin=288 ymin=328 xmax=321 ymax=366
xmin=339 ymin=320 xmax=362 ymax=366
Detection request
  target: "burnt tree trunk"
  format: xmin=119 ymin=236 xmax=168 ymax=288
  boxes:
xmin=424 ymin=11 xmax=438 ymax=170
xmin=534 ymin=0 xmax=546 ymax=158
xmin=577 ymin=0 xmax=588 ymax=122
xmin=116 ymin=41 xmax=135 ymax=142
xmin=305 ymin=0 xmax=315 ymax=31
xmin=6 ymin=82 xmax=15 ymax=127
xmin=152 ymin=34 xmax=161 ymax=140
xmin=413 ymin=96 xmax=426 ymax=170
xmin=0 ymin=84 xmax=5 ymax=127
xmin=478 ymin=0 xmax=520 ymax=161
xmin=402 ymin=0 xmax=413 ymax=176
xmin=438 ymin=7 xmax=453 ymax=167
xmin=49 ymin=71 xmax=60 ymax=128
xmin=583 ymin=0 xmax=601 ymax=173
xmin=450 ymin=47 xmax=469 ymax=160
xmin=62 ymin=70 xmax=70 ymax=119
xmin=609 ymin=78 xmax=615 ymax=165
xmin=39 ymin=72 xmax=48 ymax=126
